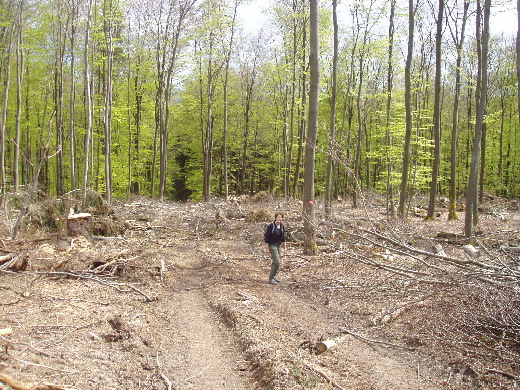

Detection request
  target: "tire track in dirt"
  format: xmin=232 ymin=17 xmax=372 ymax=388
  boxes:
xmin=158 ymin=242 xmax=254 ymax=389
xmin=202 ymin=241 xmax=445 ymax=390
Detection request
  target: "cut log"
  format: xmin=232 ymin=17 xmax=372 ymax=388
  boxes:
xmin=315 ymin=335 xmax=347 ymax=354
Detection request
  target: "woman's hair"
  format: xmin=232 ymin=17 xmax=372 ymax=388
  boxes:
xmin=274 ymin=212 xmax=284 ymax=220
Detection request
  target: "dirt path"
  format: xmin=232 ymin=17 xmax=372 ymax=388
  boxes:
xmin=159 ymin=289 xmax=250 ymax=389
xmin=173 ymin=236 xmax=441 ymax=390
xmin=3 ymin=197 xmax=517 ymax=389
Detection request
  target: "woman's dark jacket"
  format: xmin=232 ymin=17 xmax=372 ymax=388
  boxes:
xmin=264 ymin=222 xmax=285 ymax=245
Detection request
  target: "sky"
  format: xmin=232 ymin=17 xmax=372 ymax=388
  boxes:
xmin=237 ymin=0 xmax=518 ymax=37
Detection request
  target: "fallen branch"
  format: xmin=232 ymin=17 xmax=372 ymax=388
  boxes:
xmin=342 ymin=329 xmax=416 ymax=351
xmin=32 ymin=271 xmax=156 ymax=302
xmin=156 ymin=352 xmax=172 ymax=390
xmin=373 ymin=295 xmax=432 ymax=326
xmin=0 ymin=373 xmax=66 ymax=390
xmin=126 ymin=284 xmax=157 ymax=302
xmin=302 ymin=362 xmax=347 ymax=390
xmin=485 ymin=367 xmax=520 ymax=380
xmin=358 ymin=227 xmax=500 ymax=271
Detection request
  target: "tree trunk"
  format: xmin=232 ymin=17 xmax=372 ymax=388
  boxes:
xmin=82 ymin=0 xmax=94 ymax=205
xmin=14 ymin=1 xmax=24 ymax=193
xmin=292 ymin=25 xmax=307 ymax=199
xmin=103 ymin=0 xmax=115 ymax=204
xmin=448 ymin=0 xmax=469 ymax=220
xmin=517 ymin=0 xmax=520 ymax=123
xmin=324 ymin=0 xmax=338 ymax=219
xmin=69 ymin=0 xmax=78 ymax=192
xmin=426 ymin=0 xmax=444 ymax=219
xmin=222 ymin=1 xmax=238 ymax=200
xmin=0 ymin=5 xmax=15 ymax=207
xmin=398 ymin=0 xmax=415 ymax=219
xmin=465 ymin=0 xmax=490 ymax=240
xmin=303 ymin=0 xmax=319 ymax=255
xmin=385 ymin=0 xmax=396 ymax=219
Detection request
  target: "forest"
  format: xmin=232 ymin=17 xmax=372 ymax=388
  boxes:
xmin=0 ymin=0 xmax=518 ymax=214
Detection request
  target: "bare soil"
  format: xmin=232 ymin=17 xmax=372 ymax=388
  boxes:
xmin=1 ymin=194 xmax=519 ymax=390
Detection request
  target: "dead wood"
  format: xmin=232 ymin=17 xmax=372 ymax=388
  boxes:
xmin=500 ymin=246 xmax=520 ymax=253
xmin=372 ymin=296 xmax=431 ymax=326
xmin=485 ymin=368 xmax=520 ymax=380
xmin=346 ymin=231 xmax=446 ymax=272
xmin=0 ymin=254 xmax=13 ymax=265
xmin=302 ymin=361 xmax=347 ymax=390
xmin=358 ymin=227 xmax=504 ymax=271
xmin=92 ymin=235 xmax=125 ymax=241
xmin=315 ymin=335 xmax=347 ymax=354
xmin=341 ymin=329 xmax=416 ymax=351
xmin=0 ymin=328 xmax=12 ymax=336
xmin=0 ymin=373 xmax=65 ymax=390
xmin=32 ymin=271 xmax=157 ymax=302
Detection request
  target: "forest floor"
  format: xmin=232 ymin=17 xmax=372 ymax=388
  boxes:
xmin=0 ymin=192 xmax=519 ymax=390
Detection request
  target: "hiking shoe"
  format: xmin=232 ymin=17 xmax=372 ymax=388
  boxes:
xmin=268 ymin=278 xmax=279 ymax=285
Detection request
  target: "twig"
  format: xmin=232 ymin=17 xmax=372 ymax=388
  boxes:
xmin=342 ymin=328 xmax=416 ymax=351
xmin=302 ymin=362 xmax=347 ymax=390
xmin=10 ymin=357 xmax=75 ymax=374
xmin=485 ymin=368 xmax=520 ymax=380
xmin=156 ymin=352 xmax=173 ymax=390
xmin=31 ymin=271 xmax=157 ymax=302
xmin=126 ymin=284 xmax=157 ymax=302
xmin=160 ymin=373 xmax=173 ymax=390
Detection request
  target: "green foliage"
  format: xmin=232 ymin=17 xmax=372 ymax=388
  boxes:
xmin=0 ymin=0 xmax=517 ymax=205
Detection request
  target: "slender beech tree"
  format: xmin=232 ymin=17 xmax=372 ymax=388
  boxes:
xmin=426 ymin=0 xmax=445 ymax=219
xmin=398 ymin=0 xmax=415 ymax=219
xmin=53 ymin=0 xmax=68 ymax=197
xmin=14 ymin=0 xmax=24 ymax=193
xmin=385 ymin=0 xmax=396 ymax=218
xmin=292 ymin=16 xmax=308 ymax=199
xmin=303 ymin=0 xmax=318 ymax=255
xmin=201 ymin=28 xmax=217 ymax=202
xmin=0 ymin=2 xmax=15 ymax=207
xmin=239 ymin=47 xmax=258 ymax=195
xmin=465 ymin=0 xmax=491 ymax=240
xmin=517 ymin=0 xmax=520 ymax=123
xmin=69 ymin=0 xmax=78 ymax=192
xmin=324 ymin=0 xmax=338 ymax=219
xmin=222 ymin=0 xmax=239 ymax=200
xmin=82 ymin=0 xmax=94 ymax=205
xmin=447 ymin=0 xmax=469 ymax=220
xmin=153 ymin=0 xmax=196 ymax=200
xmin=102 ymin=0 xmax=117 ymax=204
xmin=352 ymin=0 xmax=375 ymax=208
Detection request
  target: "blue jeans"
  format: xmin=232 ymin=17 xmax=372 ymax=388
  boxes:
xmin=268 ymin=244 xmax=282 ymax=279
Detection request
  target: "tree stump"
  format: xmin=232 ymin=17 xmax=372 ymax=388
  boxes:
xmin=67 ymin=213 xmax=92 ymax=238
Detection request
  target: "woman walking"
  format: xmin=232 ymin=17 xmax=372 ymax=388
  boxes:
xmin=264 ymin=212 xmax=286 ymax=284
